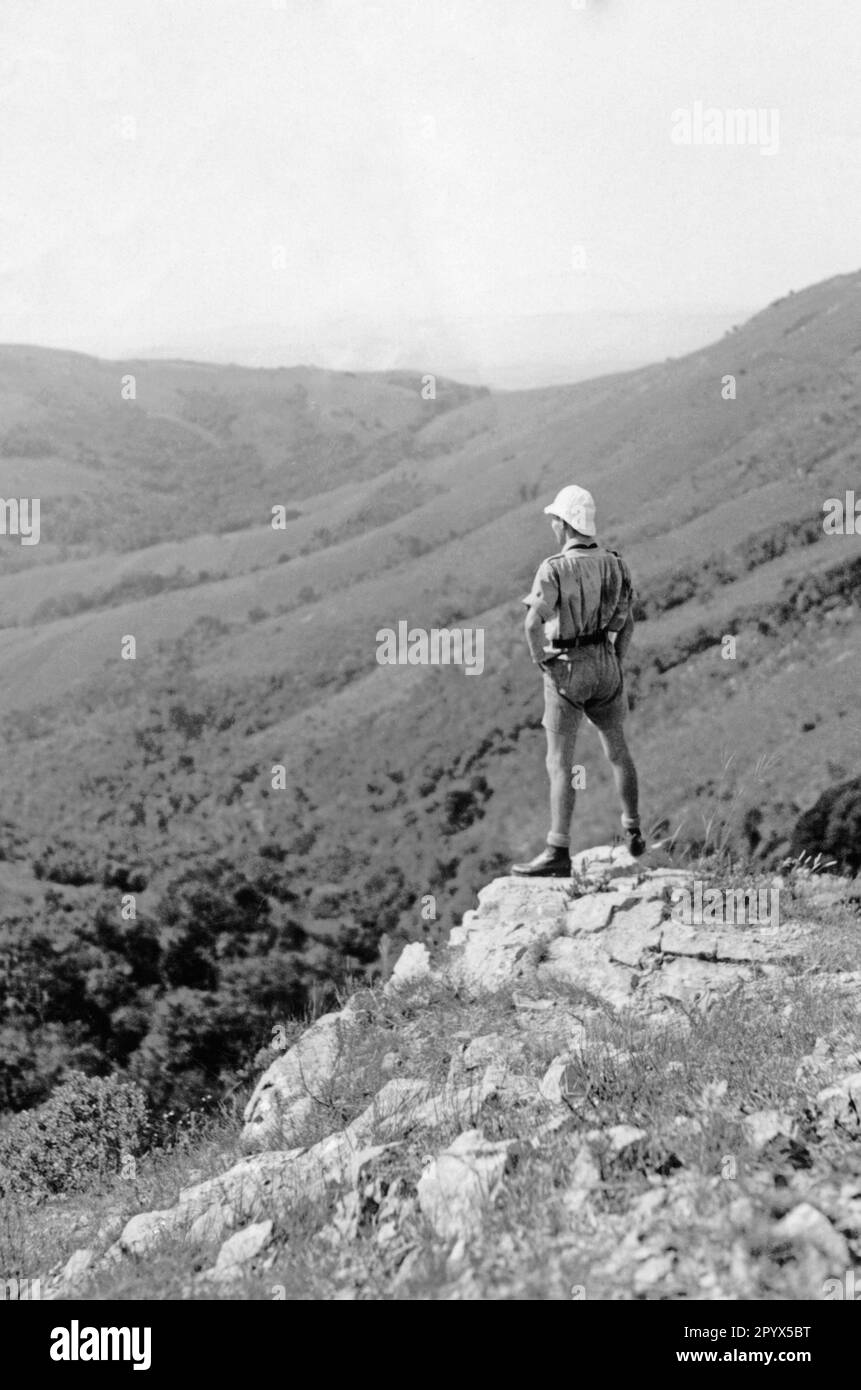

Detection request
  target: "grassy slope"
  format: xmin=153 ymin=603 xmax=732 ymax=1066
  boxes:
xmin=4 ymin=869 xmax=859 ymax=1301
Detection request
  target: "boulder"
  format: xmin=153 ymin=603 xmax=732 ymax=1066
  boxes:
xmin=187 ymin=1202 xmax=235 ymax=1246
xmin=417 ymin=1129 xmax=518 ymax=1241
xmin=570 ymin=845 xmax=639 ymax=878
xmin=772 ymin=1203 xmax=849 ymax=1267
xmin=119 ymin=1207 xmax=185 ymax=1256
xmin=386 ymin=942 xmax=432 ymax=993
xmin=815 ymin=1072 xmax=861 ymax=1131
xmin=242 ymin=1009 xmax=359 ymax=1150
xmin=562 ymin=1142 xmax=602 ymax=1215
xmin=58 ymin=1248 xmax=95 ymax=1294
xmin=539 ymin=1057 xmax=572 ymax=1105
xmin=214 ymin=1219 xmax=273 ymax=1270
xmin=742 ymin=1109 xmax=795 ymax=1150
xmin=604 ymin=1124 xmax=648 ymax=1157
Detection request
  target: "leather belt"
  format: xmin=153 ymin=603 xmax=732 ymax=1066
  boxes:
xmin=552 ymin=630 xmax=609 ymax=649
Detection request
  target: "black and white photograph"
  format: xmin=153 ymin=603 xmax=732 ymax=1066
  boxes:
xmin=1 ymin=0 xmax=860 ymax=1343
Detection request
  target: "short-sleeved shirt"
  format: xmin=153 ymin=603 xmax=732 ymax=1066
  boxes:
xmin=522 ymin=539 xmax=633 ymax=644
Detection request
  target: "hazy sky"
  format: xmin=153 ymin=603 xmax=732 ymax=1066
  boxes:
xmin=1 ymin=0 xmax=860 ymax=360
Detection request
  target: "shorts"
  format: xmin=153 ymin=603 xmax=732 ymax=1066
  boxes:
xmin=541 ymin=643 xmax=628 ymax=737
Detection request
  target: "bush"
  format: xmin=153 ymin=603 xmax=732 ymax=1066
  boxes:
xmin=0 ymin=1071 xmax=150 ymax=1204
xmin=32 ymin=841 xmax=97 ymax=885
xmin=790 ymin=776 xmax=861 ymax=876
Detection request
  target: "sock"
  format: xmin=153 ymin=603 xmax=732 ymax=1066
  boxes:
xmin=621 ymin=814 xmax=641 ymax=831
xmin=546 ymin=832 xmax=570 ymax=850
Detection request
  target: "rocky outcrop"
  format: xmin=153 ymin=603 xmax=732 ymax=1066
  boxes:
xmin=446 ymin=848 xmax=803 ymax=1014
xmin=242 ymin=1007 xmax=363 ymax=1151
xmin=40 ymin=847 xmax=858 ymax=1300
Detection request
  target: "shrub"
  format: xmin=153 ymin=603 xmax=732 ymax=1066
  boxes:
xmin=0 ymin=1071 xmax=150 ymax=1204
xmin=32 ymin=842 xmax=97 ymax=886
xmin=790 ymin=776 xmax=861 ymax=875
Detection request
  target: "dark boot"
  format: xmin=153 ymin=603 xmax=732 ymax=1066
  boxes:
xmin=625 ymin=826 xmax=646 ymax=858
xmin=511 ymin=845 xmax=571 ymax=877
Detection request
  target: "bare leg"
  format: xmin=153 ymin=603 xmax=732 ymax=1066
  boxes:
xmin=596 ymin=722 xmax=639 ymax=825
xmin=545 ymin=726 xmax=579 ymax=844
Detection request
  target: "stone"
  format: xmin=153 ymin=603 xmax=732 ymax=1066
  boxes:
xmin=215 ymin=1219 xmax=273 ymax=1270
xmin=119 ymin=1207 xmax=185 ymax=1256
xmin=815 ymin=1073 xmax=861 ymax=1131
xmin=741 ymin=1109 xmax=795 ymax=1150
xmin=344 ymin=1078 xmax=436 ymax=1146
xmin=605 ymin=1124 xmax=648 ymax=1157
xmin=570 ymin=844 xmax=636 ymax=877
xmin=200 ymin=1262 xmax=243 ymax=1285
xmin=795 ymin=1035 xmax=861 ymax=1089
xmin=533 ymin=1111 xmax=577 ymax=1141
xmin=417 ymin=1129 xmax=518 ymax=1241
xmin=94 ymin=1209 xmax=125 ymax=1247
xmin=461 ymin=1033 xmax=523 ymax=1072
xmin=539 ymin=1057 xmax=570 ymax=1105
xmin=512 ymin=993 xmax=555 ymax=1010
xmin=772 ymin=1203 xmax=849 ymax=1266
xmin=242 ymin=1009 xmax=360 ymax=1150
xmin=479 ymin=1063 xmax=534 ymax=1102
xmin=667 ymin=1115 xmax=702 ymax=1142
xmin=514 ymin=1008 xmax=589 ymax=1054
xmin=349 ymin=1142 xmax=401 ymax=1187
xmin=647 ymin=869 xmax=696 ymax=887
xmin=632 ymin=1251 xmax=675 ymax=1289
xmin=60 ymin=1248 xmax=94 ymax=1290
xmin=563 ymin=1142 xmax=602 ymax=1215
xmin=345 ymin=1071 xmax=504 ymax=1147
xmin=187 ymin=1202 xmax=235 ymax=1246
xmin=386 ymin=942 xmax=432 ymax=992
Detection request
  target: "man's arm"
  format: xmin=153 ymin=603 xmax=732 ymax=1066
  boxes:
xmin=522 ymin=557 xmax=559 ymax=667
xmin=524 ymin=604 xmax=548 ymax=666
xmin=612 ymin=609 xmax=635 ymax=663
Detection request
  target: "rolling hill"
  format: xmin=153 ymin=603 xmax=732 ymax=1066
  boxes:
xmin=0 ymin=268 xmax=859 ymax=1113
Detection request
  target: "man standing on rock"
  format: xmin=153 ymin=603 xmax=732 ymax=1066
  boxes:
xmin=512 ymin=485 xmax=645 ymax=877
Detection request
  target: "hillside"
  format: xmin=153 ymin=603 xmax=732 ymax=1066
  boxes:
xmin=0 ymin=269 xmax=859 ymax=1116
xmin=4 ymin=851 xmax=860 ymax=1301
